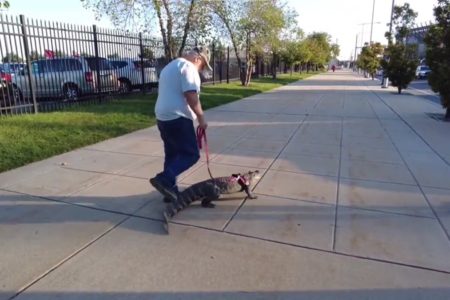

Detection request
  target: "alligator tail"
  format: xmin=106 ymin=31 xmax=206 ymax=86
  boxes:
xmin=164 ymin=183 xmax=219 ymax=219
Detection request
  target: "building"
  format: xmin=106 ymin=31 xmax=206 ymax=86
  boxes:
xmin=405 ymin=25 xmax=431 ymax=62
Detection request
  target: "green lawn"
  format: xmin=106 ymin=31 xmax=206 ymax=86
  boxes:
xmin=0 ymin=72 xmax=318 ymax=172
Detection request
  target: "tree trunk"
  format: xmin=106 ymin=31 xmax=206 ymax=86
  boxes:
xmin=245 ymin=61 xmax=252 ymax=86
xmin=161 ymin=0 xmax=175 ymax=59
xmin=272 ymin=53 xmax=277 ymax=79
xmin=153 ymin=0 xmax=171 ymax=60
xmin=398 ymin=86 xmax=402 ymax=94
xmin=240 ymin=65 xmax=246 ymax=85
xmin=177 ymin=0 xmax=195 ymax=57
xmin=213 ymin=5 xmax=243 ymax=86
xmin=445 ymin=107 xmax=450 ymax=120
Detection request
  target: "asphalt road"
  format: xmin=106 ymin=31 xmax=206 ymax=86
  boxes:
xmin=408 ymin=79 xmax=441 ymax=105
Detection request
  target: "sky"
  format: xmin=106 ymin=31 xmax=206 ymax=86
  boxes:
xmin=1 ymin=0 xmax=437 ymax=60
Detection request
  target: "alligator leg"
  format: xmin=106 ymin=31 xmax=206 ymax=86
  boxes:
xmin=201 ymin=184 xmax=220 ymax=208
xmin=243 ymin=185 xmax=258 ymax=199
xmin=201 ymin=199 xmax=216 ymax=208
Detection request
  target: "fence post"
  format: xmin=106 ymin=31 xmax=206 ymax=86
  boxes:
xmin=212 ymin=42 xmax=215 ymax=85
xmin=92 ymin=25 xmax=102 ymax=96
xmin=20 ymin=15 xmax=37 ymax=113
xmin=138 ymin=33 xmax=146 ymax=94
xmin=226 ymin=46 xmax=230 ymax=84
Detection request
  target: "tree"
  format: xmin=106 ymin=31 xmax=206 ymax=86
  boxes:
xmin=0 ymin=0 xmax=10 ymax=9
xmin=2 ymin=53 xmax=22 ymax=63
xmin=381 ymin=43 xmax=417 ymax=93
xmin=280 ymin=40 xmax=300 ymax=76
xmin=357 ymin=42 xmax=384 ymax=79
xmin=29 ymin=51 xmax=44 ymax=61
xmin=81 ymin=0 xmax=211 ymax=61
xmin=107 ymin=53 xmax=120 ymax=59
xmin=305 ymin=32 xmax=332 ymax=71
xmin=424 ymin=0 xmax=450 ymax=119
xmin=140 ymin=47 xmax=155 ymax=60
xmin=381 ymin=3 xmax=418 ymax=94
xmin=330 ymin=43 xmax=340 ymax=59
xmin=279 ymin=29 xmax=312 ymax=76
xmin=210 ymin=0 xmax=286 ymax=85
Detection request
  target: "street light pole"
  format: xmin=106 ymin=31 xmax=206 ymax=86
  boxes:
xmin=360 ymin=23 xmax=365 ymax=48
xmin=383 ymin=0 xmax=395 ymax=88
xmin=359 ymin=21 xmax=381 ymax=47
xmin=354 ymin=34 xmax=358 ymax=71
xmin=370 ymin=0 xmax=376 ymax=44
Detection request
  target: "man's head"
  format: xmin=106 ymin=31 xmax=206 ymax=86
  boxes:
xmin=185 ymin=46 xmax=213 ymax=73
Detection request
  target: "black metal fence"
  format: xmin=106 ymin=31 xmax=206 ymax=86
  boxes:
xmin=0 ymin=14 xmax=283 ymax=116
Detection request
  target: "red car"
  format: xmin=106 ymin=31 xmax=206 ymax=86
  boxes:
xmin=0 ymin=68 xmax=12 ymax=82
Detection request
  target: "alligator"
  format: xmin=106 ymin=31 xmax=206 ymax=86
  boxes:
xmin=162 ymin=170 xmax=261 ymax=232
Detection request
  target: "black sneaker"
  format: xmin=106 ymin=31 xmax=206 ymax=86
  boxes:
xmin=149 ymin=176 xmax=177 ymax=203
xmin=162 ymin=188 xmax=180 ymax=203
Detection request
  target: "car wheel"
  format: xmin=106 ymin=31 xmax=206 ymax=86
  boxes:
xmin=11 ymin=86 xmax=23 ymax=104
xmin=64 ymin=84 xmax=79 ymax=101
xmin=118 ymin=79 xmax=132 ymax=93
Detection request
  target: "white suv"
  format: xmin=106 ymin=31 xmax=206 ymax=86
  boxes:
xmin=415 ymin=65 xmax=431 ymax=79
xmin=110 ymin=58 xmax=158 ymax=92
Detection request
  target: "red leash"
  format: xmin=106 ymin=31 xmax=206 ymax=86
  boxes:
xmin=196 ymin=127 xmax=214 ymax=180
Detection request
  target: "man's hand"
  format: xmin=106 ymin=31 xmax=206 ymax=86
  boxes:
xmin=197 ymin=115 xmax=208 ymax=130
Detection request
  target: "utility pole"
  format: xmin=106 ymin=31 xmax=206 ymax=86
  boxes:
xmin=354 ymin=34 xmax=358 ymax=71
xmin=370 ymin=0 xmax=376 ymax=44
xmin=383 ymin=0 xmax=395 ymax=88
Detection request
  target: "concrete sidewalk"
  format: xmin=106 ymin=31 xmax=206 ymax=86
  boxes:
xmin=1 ymin=70 xmax=449 ymax=299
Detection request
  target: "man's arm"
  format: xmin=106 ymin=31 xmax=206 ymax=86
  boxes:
xmin=184 ymin=91 xmax=207 ymax=129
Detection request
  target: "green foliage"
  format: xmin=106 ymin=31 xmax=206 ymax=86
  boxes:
xmin=381 ymin=43 xmax=417 ymax=93
xmin=330 ymin=43 xmax=340 ymax=59
xmin=382 ymin=2 xmax=418 ymax=94
xmin=2 ymin=53 xmax=22 ymax=63
xmin=29 ymin=51 xmax=44 ymax=61
xmin=210 ymin=0 xmax=289 ymax=85
xmin=357 ymin=42 xmax=384 ymax=79
xmin=424 ymin=0 xmax=450 ymax=118
xmin=140 ymin=47 xmax=155 ymax=60
xmin=81 ymin=0 xmax=210 ymax=60
xmin=0 ymin=0 xmax=10 ymax=8
xmin=280 ymin=41 xmax=300 ymax=69
xmin=305 ymin=32 xmax=334 ymax=69
xmin=107 ymin=53 xmax=120 ymax=59
xmin=280 ymin=39 xmax=312 ymax=73
xmin=391 ymin=3 xmax=418 ymax=41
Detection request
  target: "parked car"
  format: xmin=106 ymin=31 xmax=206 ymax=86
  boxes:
xmin=11 ymin=56 xmax=119 ymax=101
xmin=0 ymin=80 xmax=20 ymax=109
xmin=0 ymin=63 xmax=25 ymax=83
xmin=415 ymin=65 xmax=431 ymax=79
xmin=110 ymin=58 xmax=158 ymax=92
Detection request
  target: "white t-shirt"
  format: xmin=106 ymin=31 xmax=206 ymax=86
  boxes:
xmin=155 ymin=57 xmax=201 ymax=121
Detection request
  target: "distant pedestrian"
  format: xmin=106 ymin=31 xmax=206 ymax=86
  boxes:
xmin=150 ymin=46 xmax=213 ymax=202
xmin=332 ymin=65 xmax=336 ymax=72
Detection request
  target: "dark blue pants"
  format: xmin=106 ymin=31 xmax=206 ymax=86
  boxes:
xmin=156 ymin=117 xmax=200 ymax=190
